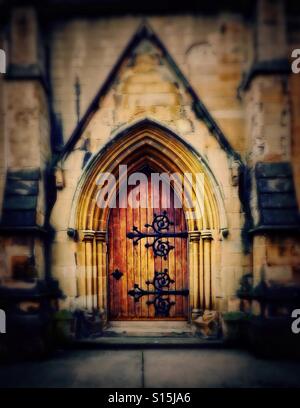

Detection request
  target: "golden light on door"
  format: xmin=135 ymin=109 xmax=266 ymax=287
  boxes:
xmin=108 ymin=170 xmax=189 ymax=320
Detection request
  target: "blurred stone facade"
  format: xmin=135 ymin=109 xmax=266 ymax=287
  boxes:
xmin=0 ymin=0 xmax=299 ymax=343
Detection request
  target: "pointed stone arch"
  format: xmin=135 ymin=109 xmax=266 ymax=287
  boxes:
xmin=72 ymin=119 xmax=226 ymax=232
xmin=57 ymin=22 xmax=242 ymax=166
xmin=71 ymin=120 xmax=227 ymax=319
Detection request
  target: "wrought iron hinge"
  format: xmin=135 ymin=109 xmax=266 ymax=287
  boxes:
xmin=128 ymin=268 xmax=189 ymax=317
xmin=127 ymin=211 xmax=188 ymax=259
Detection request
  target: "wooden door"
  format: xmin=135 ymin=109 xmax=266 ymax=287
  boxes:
xmin=108 ymin=171 xmax=188 ymax=320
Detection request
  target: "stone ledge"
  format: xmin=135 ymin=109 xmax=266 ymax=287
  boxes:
xmin=70 ymin=337 xmax=224 ymax=349
xmin=249 ymin=225 xmax=300 ymax=235
xmin=238 ymin=58 xmax=291 ymax=94
xmin=0 ymin=225 xmax=50 ymax=236
xmin=5 ymin=63 xmax=49 ymax=93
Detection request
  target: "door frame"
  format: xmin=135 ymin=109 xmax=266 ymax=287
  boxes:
xmin=72 ymin=121 xmax=227 ymax=324
xmin=106 ymin=186 xmax=190 ymax=321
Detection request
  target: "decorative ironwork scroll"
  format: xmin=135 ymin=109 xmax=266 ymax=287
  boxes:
xmin=128 ymin=269 xmax=189 ymax=317
xmin=126 ymin=211 xmax=188 ymax=259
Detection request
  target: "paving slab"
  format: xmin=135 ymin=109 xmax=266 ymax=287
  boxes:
xmin=143 ymin=349 xmax=300 ymax=388
xmin=0 ymin=348 xmax=300 ymax=388
xmin=0 ymin=350 xmax=142 ymax=388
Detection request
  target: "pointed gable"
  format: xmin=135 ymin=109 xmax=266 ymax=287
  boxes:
xmin=59 ymin=23 xmax=241 ymax=163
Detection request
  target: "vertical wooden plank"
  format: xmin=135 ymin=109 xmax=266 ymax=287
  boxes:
xmin=146 ymin=172 xmax=154 ymax=318
xmin=126 ymin=187 xmax=135 ymax=318
xmin=108 ymin=209 xmax=115 ymax=318
xmin=132 ymin=184 xmax=142 ymax=318
xmin=168 ymin=193 xmax=176 ymax=318
xmin=119 ymin=193 xmax=128 ymax=318
xmin=112 ymin=200 xmax=124 ymax=319
xmin=174 ymin=204 xmax=182 ymax=317
xmin=181 ymin=208 xmax=188 ymax=318
xmin=96 ymin=231 xmax=107 ymax=314
xmin=140 ymin=175 xmax=148 ymax=318
xmin=102 ymin=239 xmax=108 ymax=319
xmin=153 ymin=173 xmax=162 ymax=318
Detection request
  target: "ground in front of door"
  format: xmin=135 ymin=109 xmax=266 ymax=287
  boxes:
xmin=0 ymin=348 xmax=300 ymax=388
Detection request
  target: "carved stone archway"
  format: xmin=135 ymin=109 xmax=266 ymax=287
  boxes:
xmin=70 ymin=120 xmax=227 ymax=322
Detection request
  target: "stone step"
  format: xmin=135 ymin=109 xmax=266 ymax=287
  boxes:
xmin=103 ymin=321 xmax=194 ymax=337
xmin=72 ymin=336 xmax=224 ymax=348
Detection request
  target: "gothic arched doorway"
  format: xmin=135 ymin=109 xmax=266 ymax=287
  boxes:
xmin=72 ymin=120 xmax=227 ymax=323
xmin=108 ymin=167 xmax=189 ymax=320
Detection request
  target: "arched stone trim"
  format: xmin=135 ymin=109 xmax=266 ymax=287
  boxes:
xmin=189 ymin=231 xmax=201 ymax=319
xmin=69 ymin=120 xmax=227 ymax=232
xmin=76 ymin=230 xmax=107 ymax=312
xmin=71 ymin=121 xmax=226 ymax=317
xmin=201 ymin=230 xmax=214 ymax=311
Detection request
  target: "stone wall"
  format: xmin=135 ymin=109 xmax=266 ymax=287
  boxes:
xmin=49 ymin=15 xmax=253 ymax=312
xmin=50 ymin=14 xmax=252 ymax=155
xmin=288 ymin=6 xmax=300 ymax=206
xmin=0 ymin=1 xmax=299 ymax=319
xmin=0 ymin=7 xmax=51 ymax=281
